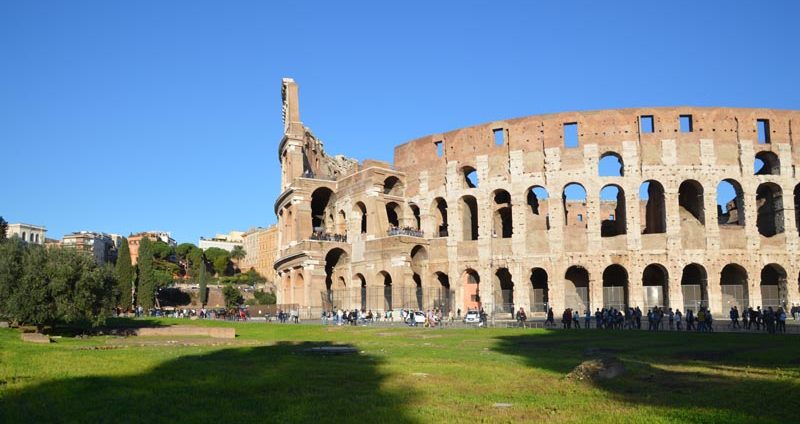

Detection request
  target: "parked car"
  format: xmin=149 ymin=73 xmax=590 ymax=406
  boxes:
xmin=412 ymin=311 xmax=426 ymax=324
xmin=463 ymin=310 xmax=481 ymax=324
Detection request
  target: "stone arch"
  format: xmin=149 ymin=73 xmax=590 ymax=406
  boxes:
xmin=720 ymin=263 xmax=748 ymax=311
xmin=600 ymin=184 xmax=626 ymax=237
xmin=755 ymin=151 xmax=780 ymax=175
xmin=460 ymin=195 xmax=479 ymax=241
xmin=640 ymin=180 xmax=666 ymax=234
xmin=492 ymin=189 xmax=512 ymax=238
xmin=354 ymin=273 xmax=367 ymax=310
xmin=494 ymin=267 xmax=514 ymax=313
xmin=642 ymin=263 xmax=669 ymax=309
xmin=410 ymin=245 xmax=428 ymax=286
xmin=385 ymin=201 xmax=402 ymax=229
xmin=311 ymin=187 xmax=334 ymax=232
xmin=461 ymin=165 xmax=478 ymax=188
xmin=530 ymin=268 xmax=548 ymax=312
xmin=462 ymin=268 xmax=481 ymax=310
xmin=409 ymin=203 xmax=421 ymax=230
xmin=293 ymin=271 xmax=305 ymax=307
xmin=602 ymin=264 xmax=628 ymax=310
xmin=562 ymin=183 xmax=587 ymax=227
xmin=760 ymin=263 xmax=787 ymax=310
xmin=378 ymin=271 xmax=393 ymax=311
xmin=432 ymin=197 xmax=448 ymax=237
xmin=434 ymin=271 xmax=450 ymax=289
xmin=599 ymin=152 xmax=624 ymax=177
xmin=324 ymin=248 xmax=349 ymax=291
xmin=526 ymin=186 xmax=550 ymax=231
xmin=383 ymin=176 xmax=403 ymax=195
xmin=679 ymin=179 xmax=705 ymax=225
xmin=564 ymin=266 xmax=589 ymax=312
xmin=756 ymin=182 xmax=784 ymax=237
xmin=717 ymin=179 xmax=745 ymax=226
xmin=681 ymin=263 xmax=708 ymax=313
xmin=353 ymin=202 xmax=367 ymax=234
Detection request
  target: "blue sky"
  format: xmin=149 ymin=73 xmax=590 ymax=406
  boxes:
xmin=1 ymin=1 xmax=799 ymax=243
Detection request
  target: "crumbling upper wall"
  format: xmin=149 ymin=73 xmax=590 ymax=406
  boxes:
xmin=394 ymin=107 xmax=800 ymax=177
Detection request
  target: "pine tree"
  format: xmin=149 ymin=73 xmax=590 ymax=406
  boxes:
xmin=115 ymin=238 xmax=134 ymax=310
xmin=137 ymin=237 xmax=155 ymax=311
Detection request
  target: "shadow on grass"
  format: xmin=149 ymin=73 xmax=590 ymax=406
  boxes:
xmin=1 ymin=341 xmax=415 ymax=423
xmin=492 ymin=330 xmax=800 ymax=422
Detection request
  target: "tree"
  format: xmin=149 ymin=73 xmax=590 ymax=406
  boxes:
xmin=230 ymin=245 xmax=246 ymax=265
xmin=175 ymin=243 xmax=197 ymax=259
xmin=222 ymin=285 xmax=243 ymax=310
xmin=244 ymin=268 xmax=266 ymax=286
xmin=151 ymin=241 xmax=175 ymax=260
xmin=0 ymin=216 xmax=7 ymax=241
xmin=136 ymin=237 xmax=156 ymax=311
xmin=0 ymin=239 xmax=117 ymax=329
xmin=212 ymin=254 xmax=231 ymax=277
xmin=115 ymin=238 xmax=134 ymax=310
xmin=246 ymin=290 xmax=276 ymax=306
xmin=197 ymin=263 xmax=209 ymax=306
xmin=48 ymin=248 xmax=116 ymax=327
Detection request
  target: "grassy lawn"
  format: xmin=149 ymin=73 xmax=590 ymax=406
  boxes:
xmin=1 ymin=319 xmax=799 ymax=423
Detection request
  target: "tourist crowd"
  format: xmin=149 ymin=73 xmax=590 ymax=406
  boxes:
xmin=387 ymin=226 xmax=424 ymax=237
xmin=548 ymin=304 xmax=791 ymax=334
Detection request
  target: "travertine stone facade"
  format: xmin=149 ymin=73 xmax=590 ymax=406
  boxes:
xmin=274 ymin=78 xmax=800 ymax=317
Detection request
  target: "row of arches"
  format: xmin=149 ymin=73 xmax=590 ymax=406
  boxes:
xmin=455 ymin=150 xmax=782 ymax=191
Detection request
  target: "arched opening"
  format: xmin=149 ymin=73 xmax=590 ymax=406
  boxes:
xmin=383 ymin=176 xmax=403 ymax=195
xmin=530 ymin=268 xmax=548 ymax=312
xmin=527 ymin=186 xmax=550 ymax=230
xmin=354 ymin=273 xmax=367 ymax=310
xmin=681 ymin=264 xmax=708 ymax=313
xmin=599 ymin=152 xmax=624 ymax=177
xmin=679 ymin=180 xmax=705 ymax=225
xmin=435 ymin=272 xmax=450 ymax=289
xmin=602 ymin=264 xmax=628 ymax=310
xmin=494 ymin=268 xmax=514 ymax=313
xmin=760 ymin=264 xmax=787 ymax=310
xmin=795 ymin=185 xmax=800 ymax=237
xmin=462 ymin=166 xmax=478 ymax=188
xmin=293 ymin=272 xmax=305 ymax=307
xmin=460 ymin=195 xmax=479 ymax=241
xmin=462 ymin=269 xmax=481 ymax=310
xmin=720 ymin=264 xmax=749 ymax=311
xmin=379 ymin=271 xmax=393 ymax=311
xmin=563 ymin=183 xmax=587 ymax=228
xmin=411 ymin=246 xmax=428 ymax=309
xmin=310 ymin=187 xmax=333 ymax=232
xmin=432 ymin=197 xmax=448 ymax=237
xmin=600 ymin=185 xmax=626 ymax=237
xmin=324 ymin=248 xmax=349 ymax=291
xmin=21 ymin=231 xmax=26 ymax=242
xmin=492 ymin=189 xmax=512 ymax=238
xmin=756 ymin=182 xmax=785 ymax=237
xmin=717 ymin=179 xmax=745 ymax=226
xmin=754 ymin=151 xmax=780 ymax=175
xmin=564 ymin=266 xmax=589 ymax=312
xmin=409 ymin=203 xmax=421 ymax=230
xmin=640 ymin=180 xmax=666 ymax=234
xmin=385 ymin=202 xmax=401 ymax=229
xmin=354 ymin=202 xmax=367 ymax=235
xmin=642 ymin=264 xmax=668 ymax=310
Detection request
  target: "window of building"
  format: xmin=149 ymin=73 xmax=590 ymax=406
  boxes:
xmin=640 ymin=115 xmax=654 ymax=133
xmin=577 ymin=214 xmax=583 ymax=222
xmin=434 ymin=140 xmax=443 ymax=157
xmin=564 ymin=123 xmax=578 ymax=148
xmin=609 ymin=214 xmax=615 ymax=221
xmin=680 ymin=115 xmax=693 ymax=132
xmin=757 ymin=119 xmax=770 ymax=144
xmin=493 ymin=128 xmax=505 ymax=146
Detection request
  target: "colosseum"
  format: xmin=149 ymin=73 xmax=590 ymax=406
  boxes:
xmin=274 ymin=78 xmax=800 ymax=319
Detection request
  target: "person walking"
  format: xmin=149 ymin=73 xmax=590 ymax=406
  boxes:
xmin=675 ymin=309 xmax=682 ymax=331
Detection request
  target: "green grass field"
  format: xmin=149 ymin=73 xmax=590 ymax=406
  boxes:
xmin=1 ymin=320 xmax=798 ymax=423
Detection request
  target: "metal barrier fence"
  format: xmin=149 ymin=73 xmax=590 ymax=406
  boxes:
xmin=320 ymin=287 xmax=455 ymax=314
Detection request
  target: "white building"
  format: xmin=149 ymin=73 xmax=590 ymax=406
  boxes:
xmin=198 ymin=231 xmax=244 ymax=252
xmin=6 ymin=223 xmax=47 ymax=245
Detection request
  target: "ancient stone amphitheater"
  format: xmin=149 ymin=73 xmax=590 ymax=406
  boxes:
xmin=274 ymin=78 xmax=800 ymax=318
